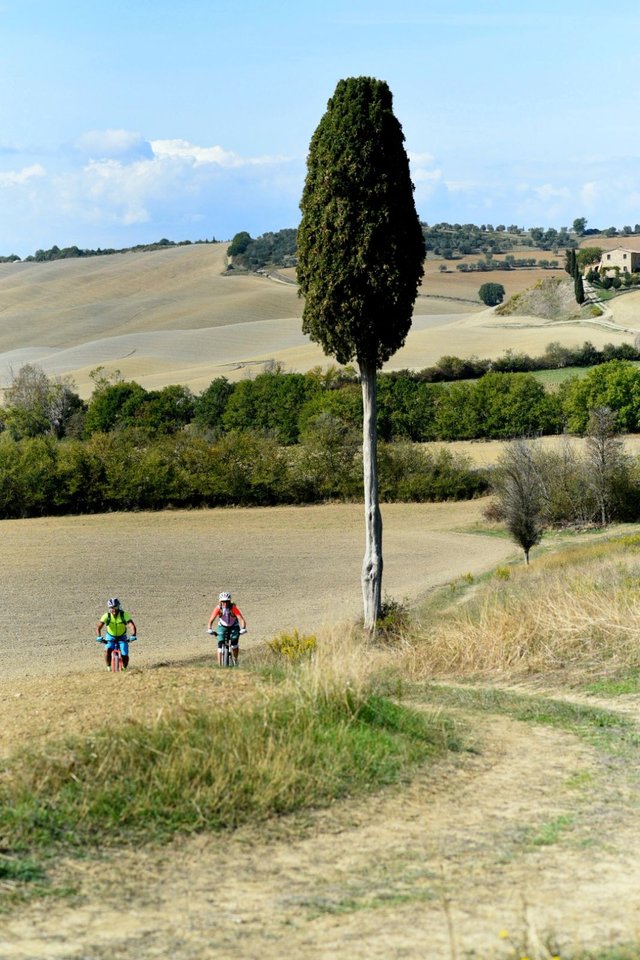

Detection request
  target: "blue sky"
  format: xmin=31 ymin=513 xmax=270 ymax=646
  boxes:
xmin=2 ymin=0 xmax=640 ymax=256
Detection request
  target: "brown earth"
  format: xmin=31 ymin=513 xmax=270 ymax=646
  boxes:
xmin=2 ymin=504 xmax=640 ymax=957
xmin=0 ymin=500 xmax=514 ymax=684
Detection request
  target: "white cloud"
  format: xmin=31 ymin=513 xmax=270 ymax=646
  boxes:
xmin=35 ymin=138 xmax=303 ymax=241
xmin=150 ymin=138 xmax=288 ymax=168
xmin=0 ymin=164 xmax=46 ymax=188
xmin=408 ymin=151 xmax=441 ymax=184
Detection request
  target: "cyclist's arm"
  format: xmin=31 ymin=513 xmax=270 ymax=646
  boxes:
xmin=96 ymin=615 xmax=107 ymax=636
xmin=126 ymin=617 xmax=137 ymax=635
xmin=207 ymin=606 xmax=221 ymax=630
xmin=233 ymin=606 xmax=247 ymax=629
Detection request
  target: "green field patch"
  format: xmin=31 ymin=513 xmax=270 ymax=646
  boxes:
xmin=0 ymin=689 xmax=459 ymax=855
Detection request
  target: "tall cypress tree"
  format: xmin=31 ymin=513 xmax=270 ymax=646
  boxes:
xmin=297 ymin=77 xmax=425 ymax=629
xmin=565 ymin=249 xmax=575 ymax=277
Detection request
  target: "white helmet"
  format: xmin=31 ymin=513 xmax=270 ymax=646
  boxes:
xmin=219 ymin=591 xmax=232 ymax=602
xmin=107 ymin=597 xmax=120 ymax=609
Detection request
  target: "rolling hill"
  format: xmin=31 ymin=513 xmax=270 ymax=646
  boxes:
xmin=1 ymin=241 xmax=638 ymax=398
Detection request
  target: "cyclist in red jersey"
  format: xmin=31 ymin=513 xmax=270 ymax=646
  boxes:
xmin=207 ymin=591 xmax=247 ymax=665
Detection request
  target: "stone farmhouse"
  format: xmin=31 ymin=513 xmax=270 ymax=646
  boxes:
xmin=596 ymin=247 xmax=640 ymax=276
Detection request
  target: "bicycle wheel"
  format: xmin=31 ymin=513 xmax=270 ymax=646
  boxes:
xmin=221 ymin=644 xmax=230 ymax=668
xmin=111 ymin=649 xmax=122 ymax=672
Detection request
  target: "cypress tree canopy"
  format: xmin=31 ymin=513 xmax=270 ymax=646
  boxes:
xmin=297 ymin=77 xmax=425 ymax=369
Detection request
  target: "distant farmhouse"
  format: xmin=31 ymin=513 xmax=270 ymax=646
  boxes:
xmin=597 ymin=247 xmax=640 ymax=276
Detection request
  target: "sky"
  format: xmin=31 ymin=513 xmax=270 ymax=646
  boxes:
xmin=2 ymin=0 xmax=640 ymax=257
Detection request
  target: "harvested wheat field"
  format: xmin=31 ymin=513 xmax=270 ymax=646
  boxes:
xmin=0 ymin=499 xmax=514 ymax=684
xmin=1 ymin=243 xmax=639 ymax=397
xmin=425 ymin=433 xmax=640 ymax=466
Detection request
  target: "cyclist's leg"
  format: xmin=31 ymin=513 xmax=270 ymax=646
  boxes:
xmin=119 ymin=638 xmax=130 ymax=669
xmin=230 ymin=626 xmax=240 ymax=664
xmin=104 ymin=635 xmax=116 ymax=668
xmin=216 ymin=625 xmax=227 ymax=665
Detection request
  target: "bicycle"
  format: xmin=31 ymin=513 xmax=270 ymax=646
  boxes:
xmin=110 ymin=645 xmax=123 ymax=672
xmin=209 ymin=626 xmax=247 ymax=667
xmin=96 ymin=636 xmax=130 ymax=672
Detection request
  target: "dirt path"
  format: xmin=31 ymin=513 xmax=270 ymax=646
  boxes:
xmin=3 ymin=688 xmax=640 ymax=959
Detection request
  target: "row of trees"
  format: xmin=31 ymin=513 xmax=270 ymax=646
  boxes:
xmin=455 ymin=257 xmax=558 ymax=272
xmin=0 ymin=431 xmax=486 ymax=519
xmin=224 ymin=223 xmax=640 ymax=278
xmin=9 ymin=358 xmax=640 ymax=446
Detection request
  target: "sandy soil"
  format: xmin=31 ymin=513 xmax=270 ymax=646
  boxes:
xmin=1 ymin=243 xmax=638 ymax=397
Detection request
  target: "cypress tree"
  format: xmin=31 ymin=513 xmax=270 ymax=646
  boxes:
xmin=297 ymin=77 xmax=425 ymax=629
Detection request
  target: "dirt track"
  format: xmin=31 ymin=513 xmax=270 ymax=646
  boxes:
xmin=3 ymin=684 xmax=640 ymax=959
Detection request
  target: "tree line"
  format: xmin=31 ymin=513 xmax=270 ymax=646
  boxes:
xmin=0 ymin=431 xmax=486 ymax=519
xmin=7 ymin=355 xmax=640 ymax=448
xmin=0 ymin=238 xmax=217 ymax=264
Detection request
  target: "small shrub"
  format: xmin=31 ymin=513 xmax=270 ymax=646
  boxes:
xmin=376 ymin=596 xmax=412 ymax=641
xmin=482 ymin=498 xmax=505 ymax=522
xmin=494 ymin=566 xmax=511 ymax=580
xmin=267 ymin=629 xmax=317 ymax=662
xmin=619 ymin=533 xmax=640 ymax=548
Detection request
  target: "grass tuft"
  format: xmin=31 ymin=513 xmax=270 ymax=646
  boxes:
xmin=0 ymin=636 xmax=460 ymax=853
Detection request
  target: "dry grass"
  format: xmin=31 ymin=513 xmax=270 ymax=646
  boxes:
xmin=423 ymin=435 xmax=640 ymax=467
xmin=401 ymin=538 xmax=640 ymax=680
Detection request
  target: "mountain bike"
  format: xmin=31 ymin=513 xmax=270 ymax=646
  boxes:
xmin=210 ymin=626 xmax=247 ymax=667
xmin=97 ymin=637 xmax=126 ymax=672
xmin=109 ymin=645 xmax=123 ymax=672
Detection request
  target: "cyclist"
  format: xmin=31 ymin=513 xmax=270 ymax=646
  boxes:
xmin=207 ymin=591 xmax=246 ymax=665
xmin=96 ymin=598 xmax=137 ymax=670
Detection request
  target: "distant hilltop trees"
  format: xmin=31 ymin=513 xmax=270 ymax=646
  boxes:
xmin=226 ymin=228 xmax=298 ymax=272
xmin=0 ymin=237 xmax=217 ymax=264
xmin=6 ymin=219 xmax=640 ymax=270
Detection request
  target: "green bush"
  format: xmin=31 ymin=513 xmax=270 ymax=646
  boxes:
xmin=478 ymin=281 xmax=505 ymax=306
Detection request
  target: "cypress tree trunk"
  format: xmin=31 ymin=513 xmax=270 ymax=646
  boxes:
xmin=360 ymin=359 xmax=383 ymax=631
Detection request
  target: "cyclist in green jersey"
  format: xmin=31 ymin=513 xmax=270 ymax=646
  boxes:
xmin=96 ymin=597 xmax=137 ymax=670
